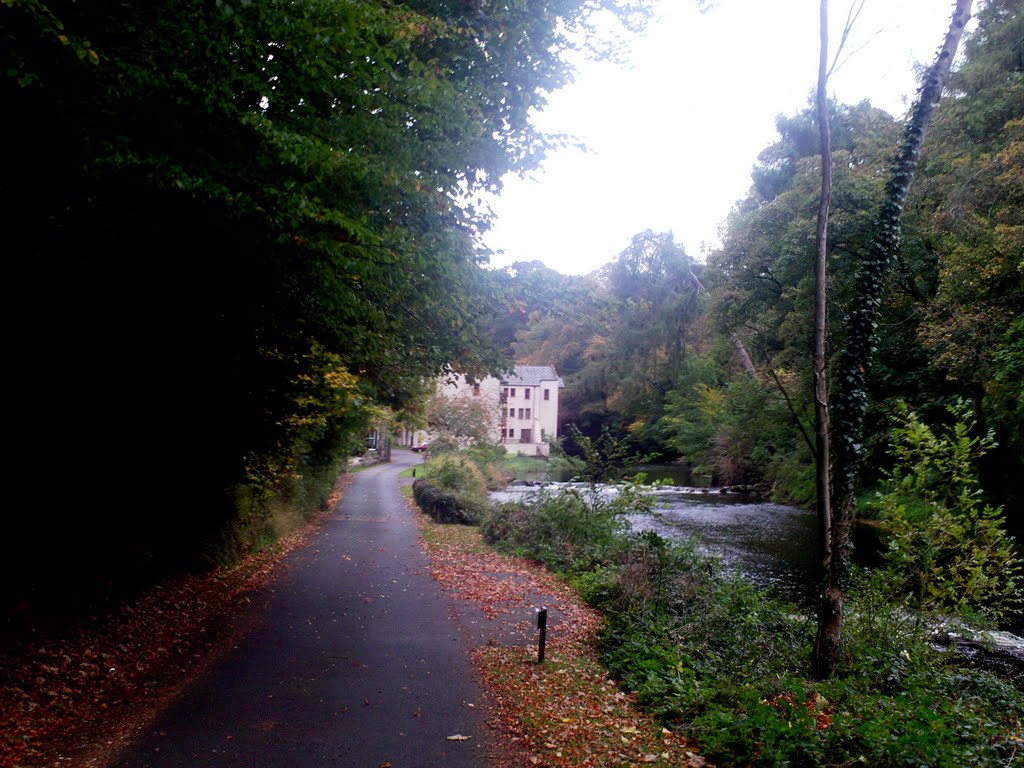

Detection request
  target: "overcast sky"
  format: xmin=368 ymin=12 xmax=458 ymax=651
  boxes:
xmin=481 ymin=0 xmax=963 ymax=276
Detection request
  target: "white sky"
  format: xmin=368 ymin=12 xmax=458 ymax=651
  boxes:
xmin=481 ymin=0 xmax=963 ymax=275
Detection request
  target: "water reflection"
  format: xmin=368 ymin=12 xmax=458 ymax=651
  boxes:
xmin=628 ymin=490 xmax=817 ymax=607
xmin=493 ymin=481 xmax=817 ymax=607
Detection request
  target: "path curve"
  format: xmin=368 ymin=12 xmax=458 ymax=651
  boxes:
xmin=114 ymin=450 xmax=487 ymax=767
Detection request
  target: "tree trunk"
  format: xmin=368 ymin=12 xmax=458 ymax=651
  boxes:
xmin=815 ymin=0 xmax=973 ymax=679
xmin=811 ymin=0 xmax=835 ymax=679
xmin=730 ymin=333 xmax=757 ymax=376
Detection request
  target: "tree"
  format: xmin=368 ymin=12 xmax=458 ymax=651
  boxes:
xmin=817 ymin=0 xmax=974 ymax=678
xmin=599 ymin=231 xmax=705 ymax=446
xmin=904 ymin=0 xmax=1024 ymax=510
xmin=504 ymin=232 xmax=708 ymax=449
xmin=0 ymin=0 xmax=649 ymax=613
xmin=709 ymin=101 xmax=901 ymax=386
xmin=426 ymin=388 xmax=499 ymax=453
xmin=811 ymin=0 xmax=837 ymax=632
xmin=702 ymin=100 xmax=900 ymax=503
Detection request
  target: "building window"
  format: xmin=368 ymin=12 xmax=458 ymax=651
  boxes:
xmin=541 ymin=428 xmax=546 ymax=439
xmin=518 ymin=408 xmax=524 ymax=419
xmin=510 ymin=388 xmax=516 ymax=397
xmin=524 ymin=388 xmax=530 ymax=399
xmin=473 ymin=383 xmax=480 ymax=395
xmin=508 ymin=408 xmax=514 ymax=418
xmin=508 ymin=428 xmax=515 ymax=438
xmin=502 ymin=387 xmax=508 ymax=398
xmin=525 ymin=408 xmax=531 ymax=419
xmin=544 ymin=389 xmax=550 ymax=400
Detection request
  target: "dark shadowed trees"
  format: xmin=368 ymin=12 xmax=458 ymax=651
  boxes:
xmin=0 ymin=0 xmax=648 ymax=618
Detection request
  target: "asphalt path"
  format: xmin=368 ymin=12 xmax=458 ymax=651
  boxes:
xmin=114 ymin=450 xmax=488 ymax=768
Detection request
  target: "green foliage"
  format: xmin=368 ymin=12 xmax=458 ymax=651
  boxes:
xmin=496 ymin=453 xmax=548 ymax=477
xmin=496 ymin=451 xmax=582 ymax=483
xmin=658 ymin=361 xmax=815 ymax=502
xmin=420 ymin=454 xmax=487 ymax=497
xmin=483 ymin=482 xmax=1023 ymax=766
xmin=505 ymin=232 xmax=705 ymax=447
xmin=905 ymin=0 xmax=1024 ymax=501
xmin=2 ymin=0 xmax=651 ymax=610
xmin=220 ymin=453 xmax=345 ymax=565
xmin=412 ymin=478 xmax=482 ymax=525
xmin=463 ymin=443 xmax=512 ymax=489
xmin=481 ymin=482 xmax=650 ymax=572
xmin=564 ymin=424 xmax=651 ymax=483
xmin=413 ymin=453 xmax=491 ymax=524
xmin=868 ymin=401 xmax=1022 ymax=621
xmin=710 ymin=101 xmax=901 ymax=375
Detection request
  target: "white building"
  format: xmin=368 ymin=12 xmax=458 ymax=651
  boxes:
xmin=439 ymin=365 xmax=564 ymax=457
xmin=497 ymin=365 xmax=564 ymax=457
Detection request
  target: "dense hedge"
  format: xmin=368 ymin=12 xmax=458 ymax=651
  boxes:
xmin=412 ymin=479 xmax=481 ymax=525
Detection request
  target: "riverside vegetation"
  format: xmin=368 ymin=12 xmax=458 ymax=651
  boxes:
xmin=412 ymin=422 xmax=1022 ymax=767
xmin=7 ymin=1 xmax=1018 ymax=660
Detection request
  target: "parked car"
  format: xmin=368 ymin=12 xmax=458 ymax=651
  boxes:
xmin=411 ymin=441 xmax=430 ymax=453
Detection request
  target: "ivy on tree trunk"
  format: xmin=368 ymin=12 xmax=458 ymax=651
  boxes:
xmin=814 ymin=0 xmax=974 ymax=679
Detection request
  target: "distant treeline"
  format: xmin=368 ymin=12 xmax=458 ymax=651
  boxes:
xmin=488 ymin=0 xmax=1021 ymax=517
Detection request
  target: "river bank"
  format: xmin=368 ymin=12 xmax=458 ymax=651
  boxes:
xmin=476 ymin=478 xmax=1024 ymax=767
xmin=494 ymin=474 xmax=1023 ymax=635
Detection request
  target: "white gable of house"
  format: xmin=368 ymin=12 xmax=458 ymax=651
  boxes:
xmin=438 ymin=365 xmax=563 ymax=457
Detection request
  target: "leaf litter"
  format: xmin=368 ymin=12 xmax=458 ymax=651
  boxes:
xmin=413 ymin=508 xmax=709 ymax=768
xmin=0 ymin=477 xmax=351 ymax=768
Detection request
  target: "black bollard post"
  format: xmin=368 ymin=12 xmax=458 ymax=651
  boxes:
xmin=535 ymin=606 xmax=548 ymax=664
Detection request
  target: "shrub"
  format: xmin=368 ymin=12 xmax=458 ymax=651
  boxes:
xmin=867 ymin=400 xmax=1022 ymax=622
xmin=413 ymin=454 xmax=490 ymax=525
xmin=481 ymin=485 xmax=635 ymax=572
xmin=420 ymin=454 xmax=488 ymax=496
xmin=464 ymin=444 xmax=510 ymax=489
xmin=411 ymin=478 xmax=483 ymax=525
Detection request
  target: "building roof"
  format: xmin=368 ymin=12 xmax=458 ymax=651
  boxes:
xmin=501 ymin=365 xmax=564 ymax=388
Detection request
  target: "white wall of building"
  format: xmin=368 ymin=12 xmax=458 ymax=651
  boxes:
xmin=498 ymin=379 xmax=559 ymax=456
xmin=440 ymin=374 xmax=504 ymax=444
xmin=439 ymin=366 xmax=563 ymax=457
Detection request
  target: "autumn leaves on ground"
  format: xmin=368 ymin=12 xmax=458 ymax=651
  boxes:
xmin=417 ymin=514 xmax=707 ymax=768
xmin=1 ymin=477 xmax=704 ymax=768
xmin=0 ymin=479 xmax=351 ymax=768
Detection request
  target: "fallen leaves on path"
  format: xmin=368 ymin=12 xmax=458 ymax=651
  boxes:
xmin=414 ymin=509 xmax=707 ymax=768
xmin=0 ymin=477 xmax=350 ymax=768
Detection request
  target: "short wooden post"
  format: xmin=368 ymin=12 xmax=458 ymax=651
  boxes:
xmin=535 ymin=606 xmax=548 ymax=664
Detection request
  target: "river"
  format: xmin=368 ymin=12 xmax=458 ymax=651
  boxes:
xmin=627 ymin=486 xmax=820 ymax=606
xmin=492 ymin=476 xmax=1023 ymax=643
xmin=493 ymin=481 xmax=822 ymax=608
